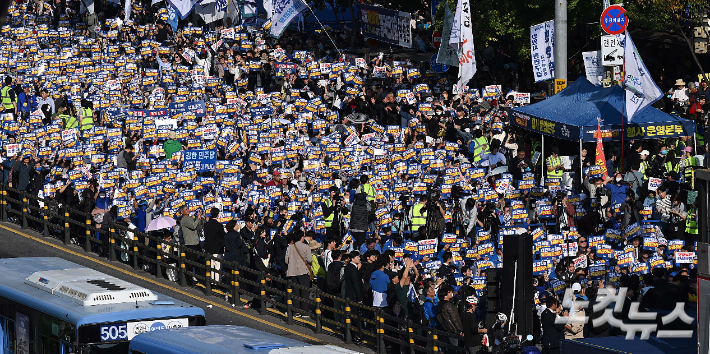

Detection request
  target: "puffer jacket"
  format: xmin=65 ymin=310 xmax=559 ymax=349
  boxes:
xmin=349 ymin=192 xmax=370 ymax=232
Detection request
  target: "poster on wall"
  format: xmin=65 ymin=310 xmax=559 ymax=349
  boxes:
xmin=359 ymin=4 xmax=412 ymax=48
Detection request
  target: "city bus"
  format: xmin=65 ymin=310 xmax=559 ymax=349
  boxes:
xmin=0 ymin=257 xmax=206 ymax=354
xmin=129 ymin=325 xmax=363 ymax=354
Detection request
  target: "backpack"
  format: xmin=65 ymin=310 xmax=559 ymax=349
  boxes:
xmin=412 ymin=298 xmax=432 ymax=326
xmin=325 ymin=262 xmax=345 ymax=294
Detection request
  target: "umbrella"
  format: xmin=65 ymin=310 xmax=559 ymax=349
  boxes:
xmin=145 ymin=216 xmax=177 ymax=232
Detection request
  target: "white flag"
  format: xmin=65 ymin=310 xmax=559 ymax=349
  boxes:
xmin=80 ymin=0 xmax=94 ymax=13
xmin=167 ymin=0 xmax=200 ymax=19
xmin=436 ymin=5 xmax=458 ymax=67
xmin=196 ymin=0 xmax=227 ymax=24
xmin=452 ymin=0 xmax=476 ymax=88
xmin=264 ymin=0 xmax=275 ymax=18
xmin=582 ymin=50 xmax=603 ymax=86
xmin=448 ymin=0 xmax=462 ymax=49
xmin=621 ymin=30 xmax=663 ymax=122
xmin=270 ymin=0 xmax=308 ymax=38
xmin=124 ymin=0 xmax=132 ymax=21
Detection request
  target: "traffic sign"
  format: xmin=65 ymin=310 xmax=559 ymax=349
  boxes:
xmin=600 ymin=5 xmax=628 ymax=35
xmin=430 ymin=54 xmax=449 ymax=73
xmin=554 ymin=79 xmax=567 ymax=94
xmin=433 ymin=31 xmax=442 ymax=49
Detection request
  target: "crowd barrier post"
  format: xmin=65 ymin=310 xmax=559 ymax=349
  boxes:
xmin=179 ymin=248 xmax=187 ymax=287
xmin=204 ymin=258 xmax=211 ymax=294
xmin=286 ymin=287 xmax=294 ymax=325
xmin=155 ymin=242 xmax=163 ymax=279
xmin=344 ymin=299 xmax=352 ymax=344
xmin=0 ymin=184 xmax=6 ymax=222
xmin=259 ymin=273 xmax=267 ymax=315
xmin=84 ymin=218 xmax=91 ymax=253
xmin=131 ymin=234 xmax=140 ymax=270
xmin=407 ymin=319 xmax=416 ymax=354
xmin=63 ymin=208 xmax=70 ymax=245
xmin=109 ymin=226 xmax=117 ymax=261
xmin=376 ymin=309 xmax=384 ymax=354
xmin=314 ymin=287 xmax=322 ymax=334
xmin=21 ymin=193 xmax=28 ymax=229
xmin=42 ymin=205 xmax=49 ymax=237
xmin=231 ymin=267 xmax=240 ymax=306
xmin=431 ymin=328 xmax=439 ymax=353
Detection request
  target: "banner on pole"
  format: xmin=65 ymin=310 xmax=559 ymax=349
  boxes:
xmin=359 ymin=4 xmax=412 ymax=48
xmin=582 ymin=50 xmax=603 ymax=86
xmin=530 ymin=20 xmax=555 ymax=82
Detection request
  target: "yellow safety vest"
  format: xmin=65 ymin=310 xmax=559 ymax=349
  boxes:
xmin=547 ymin=155 xmax=563 ymax=178
xmin=60 ymin=114 xmax=78 ymax=129
xmin=80 ymin=108 xmax=93 ymax=131
xmin=360 ymin=183 xmax=376 ymax=202
xmin=473 ymin=136 xmax=488 ymax=162
xmin=640 ymin=161 xmax=649 ymax=180
xmin=324 ymin=199 xmax=334 ymax=228
xmin=686 ymin=206 xmax=698 ymax=235
xmin=410 ymin=203 xmax=427 ymax=232
xmin=1 ymin=86 xmax=13 ymax=110
xmin=682 ymin=156 xmax=696 ymax=181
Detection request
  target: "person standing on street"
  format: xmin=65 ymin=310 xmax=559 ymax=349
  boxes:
xmin=285 ymin=231 xmax=312 ymax=316
xmin=541 ymin=297 xmax=566 ymax=354
xmin=180 ymin=205 xmax=205 ymax=286
xmin=203 ymin=208 xmax=225 ymax=282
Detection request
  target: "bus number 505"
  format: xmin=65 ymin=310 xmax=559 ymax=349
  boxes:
xmin=100 ymin=324 xmax=128 ymax=341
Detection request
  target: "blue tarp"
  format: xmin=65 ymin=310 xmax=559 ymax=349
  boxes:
xmin=510 ymin=77 xmax=695 ymax=142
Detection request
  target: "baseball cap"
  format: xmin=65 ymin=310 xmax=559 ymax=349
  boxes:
xmin=683 ymin=146 xmax=693 ymax=153
xmin=571 ymin=283 xmax=582 ymax=292
xmin=466 ymin=296 xmax=479 ymax=304
xmin=640 ymin=150 xmax=650 ymax=156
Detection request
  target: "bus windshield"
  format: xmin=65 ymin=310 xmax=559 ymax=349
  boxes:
xmin=81 ymin=342 xmax=130 ymax=354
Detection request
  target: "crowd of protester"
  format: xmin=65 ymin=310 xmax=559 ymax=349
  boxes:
xmin=0 ymin=0 xmax=703 ymax=353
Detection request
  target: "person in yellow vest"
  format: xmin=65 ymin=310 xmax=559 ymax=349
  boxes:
xmin=56 ymin=103 xmax=77 ymax=130
xmin=409 ymin=195 xmax=428 ymax=239
xmin=79 ymin=99 xmax=94 ymax=131
xmin=323 ymin=186 xmax=347 ymax=240
xmin=679 ymin=146 xmax=696 ymax=182
xmin=639 ymin=150 xmax=651 ymax=180
xmin=546 ymin=146 xmax=564 ymax=180
xmin=1 ymin=76 xmax=17 ymax=115
xmin=359 ymin=175 xmax=376 ymax=203
xmin=468 ymin=129 xmax=488 ymax=163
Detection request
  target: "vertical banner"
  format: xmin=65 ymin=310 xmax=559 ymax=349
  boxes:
xmin=582 ymin=50 xmax=603 ymax=86
xmin=436 ymin=5 xmax=458 ymax=67
xmin=359 ymin=4 xmax=412 ymax=48
xmin=270 ymin=0 xmax=308 ymax=38
xmin=451 ymin=0 xmax=475 ymax=88
xmin=530 ymin=20 xmax=555 ymax=82
xmin=595 ymin=120 xmax=609 ymax=179
xmin=622 ymin=30 xmax=663 ymax=122
xmin=397 ymin=11 xmax=412 ymax=48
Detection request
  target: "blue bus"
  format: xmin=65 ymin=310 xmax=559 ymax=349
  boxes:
xmin=0 ymin=257 xmax=206 ymax=354
xmin=129 ymin=325 xmax=362 ymax=354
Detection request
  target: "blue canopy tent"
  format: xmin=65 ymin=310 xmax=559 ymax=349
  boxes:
xmin=509 ymin=77 xmax=695 ymax=183
xmin=510 ymin=77 xmax=694 ymax=142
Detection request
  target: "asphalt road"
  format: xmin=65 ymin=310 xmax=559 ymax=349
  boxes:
xmin=0 ymin=220 xmax=372 ymax=353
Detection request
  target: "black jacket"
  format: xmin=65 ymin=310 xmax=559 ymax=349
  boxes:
xmin=224 ymin=230 xmax=249 ymax=266
xmin=437 ymin=299 xmax=463 ymax=334
xmin=203 ymin=218 xmax=226 ymax=254
xmin=462 ymin=312 xmax=481 ymax=349
xmin=341 ymin=262 xmax=364 ymax=302
xmin=541 ymin=308 xmax=565 ymax=349
xmin=240 ymin=227 xmax=255 ymax=246
xmin=349 ymin=192 xmax=369 ymax=232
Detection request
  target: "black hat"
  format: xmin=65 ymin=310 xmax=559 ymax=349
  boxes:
xmin=551 ymin=146 xmax=560 ymax=154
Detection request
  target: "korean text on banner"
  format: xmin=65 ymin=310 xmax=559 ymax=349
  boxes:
xmin=359 ymin=4 xmax=412 ymax=48
xmin=582 ymin=50 xmax=603 ymax=86
xmin=529 ymin=20 xmax=554 ymax=82
xmin=621 ymin=30 xmax=663 ymax=123
xmin=451 ymin=0 xmax=476 ymax=89
xmin=270 ymin=0 xmax=308 ymax=39
xmin=184 ymin=149 xmax=217 ymax=171
xmin=167 ymin=0 xmax=200 ymax=19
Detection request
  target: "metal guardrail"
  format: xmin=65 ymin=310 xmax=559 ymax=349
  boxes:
xmin=0 ymin=183 xmax=465 ymax=354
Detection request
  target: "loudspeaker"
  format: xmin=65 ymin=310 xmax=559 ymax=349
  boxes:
xmin=501 ymin=232 xmax=534 ymax=338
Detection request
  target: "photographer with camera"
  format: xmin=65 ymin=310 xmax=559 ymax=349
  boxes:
xmin=323 ymin=186 xmax=348 ymax=241
xmin=479 ymin=139 xmax=506 ymax=173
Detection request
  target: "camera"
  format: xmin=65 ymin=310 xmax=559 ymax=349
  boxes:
xmin=332 ymin=191 xmax=343 ymax=202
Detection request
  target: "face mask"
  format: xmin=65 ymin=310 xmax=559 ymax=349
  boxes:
xmin=616 ymin=177 xmax=622 ymax=182
xmin=661 ymin=150 xmax=667 ymax=155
